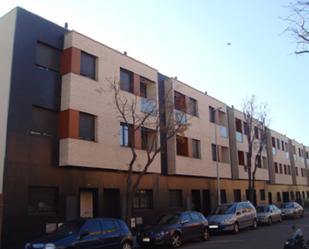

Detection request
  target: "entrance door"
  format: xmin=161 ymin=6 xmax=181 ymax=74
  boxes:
xmin=268 ymin=192 xmax=273 ymax=204
xmin=202 ymin=190 xmax=211 ymax=215
xmin=103 ymin=188 xmax=121 ymax=218
xmin=282 ymin=192 xmax=290 ymax=202
xmin=191 ymin=190 xmax=202 ymax=212
xmin=80 ymin=189 xmax=97 ymax=218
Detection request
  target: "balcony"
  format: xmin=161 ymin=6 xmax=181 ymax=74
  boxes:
xmin=174 ymin=109 xmax=187 ymax=124
xmin=220 ymin=126 xmax=228 ymax=138
xmin=236 ymin=132 xmax=243 ymax=143
xmin=141 ymin=98 xmax=156 ymax=115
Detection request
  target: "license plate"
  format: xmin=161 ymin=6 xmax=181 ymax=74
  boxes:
xmin=143 ymin=237 xmax=150 ymax=242
xmin=209 ymin=225 xmax=219 ymax=229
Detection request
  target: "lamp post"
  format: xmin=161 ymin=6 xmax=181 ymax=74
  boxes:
xmin=213 ymin=107 xmax=222 ymax=206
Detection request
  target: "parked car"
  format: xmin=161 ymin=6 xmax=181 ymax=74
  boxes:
xmin=24 ymin=218 xmax=133 ymax=249
xmin=137 ymin=211 xmax=209 ymax=248
xmin=256 ymin=204 xmax=282 ymax=225
xmin=280 ymin=202 xmax=304 ymax=219
xmin=207 ymin=201 xmax=257 ymax=233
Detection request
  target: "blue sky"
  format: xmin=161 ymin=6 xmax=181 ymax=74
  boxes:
xmin=1 ymin=0 xmax=308 ymax=145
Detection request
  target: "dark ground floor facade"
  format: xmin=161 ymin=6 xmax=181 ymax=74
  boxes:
xmin=2 ymin=160 xmax=309 ymax=249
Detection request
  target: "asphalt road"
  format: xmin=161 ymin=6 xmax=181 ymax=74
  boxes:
xmin=161 ymin=212 xmax=309 ymax=249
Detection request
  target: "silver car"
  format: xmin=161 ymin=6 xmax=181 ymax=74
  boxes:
xmin=207 ymin=201 xmax=257 ymax=233
xmin=256 ymin=204 xmax=282 ymax=225
xmin=280 ymin=202 xmax=304 ymax=219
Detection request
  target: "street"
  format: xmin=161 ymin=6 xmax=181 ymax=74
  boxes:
xmin=159 ymin=213 xmax=309 ymax=249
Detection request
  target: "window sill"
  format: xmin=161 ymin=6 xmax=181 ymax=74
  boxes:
xmin=79 ymin=73 xmax=97 ymax=82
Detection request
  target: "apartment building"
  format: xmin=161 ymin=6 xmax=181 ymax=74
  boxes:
xmin=1 ymin=7 xmax=309 ymax=249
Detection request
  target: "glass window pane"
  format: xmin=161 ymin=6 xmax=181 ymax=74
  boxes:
xmin=36 ymin=42 xmax=61 ymax=72
xmin=80 ymin=51 xmax=96 ymax=80
xmin=79 ymin=113 xmax=95 ymax=141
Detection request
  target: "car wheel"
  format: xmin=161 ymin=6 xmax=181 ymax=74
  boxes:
xmin=252 ymin=219 xmax=257 ymax=229
xmin=268 ymin=217 xmax=272 ymax=226
xmin=171 ymin=233 xmax=182 ymax=248
xmin=121 ymin=242 xmax=132 ymax=249
xmin=233 ymin=223 xmax=239 ymax=234
xmin=202 ymin=228 xmax=210 ymax=241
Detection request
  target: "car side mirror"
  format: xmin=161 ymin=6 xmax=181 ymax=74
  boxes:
xmin=80 ymin=230 xmax=90 ymax=239
xmin=236 ymin=211 xmax=241 ymax=216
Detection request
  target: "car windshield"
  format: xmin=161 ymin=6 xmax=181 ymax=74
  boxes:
xmin=55 ymin=220 xmax=85 ymax=235
xmin=281 ymin=203 xmax=294 ymax=208
xmin=157 ymin=214 xmax=179 ymax=225
xmin=214 ymin=204 xmax=236 ymax=215
xmin=257 ymin=206 xmax=269 ymax=213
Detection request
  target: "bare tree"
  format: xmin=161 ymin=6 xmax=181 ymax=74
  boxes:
xmin=285 ymin=1 xmax=309 ymax=54
xmin=108 ymin=79 xmax=188 ymax=225
xmin=242 ymin=95 xmax=270 ymax=205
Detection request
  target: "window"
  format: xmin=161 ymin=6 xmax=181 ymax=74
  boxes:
xmin=285 ymin=142 xmax=288 ymax=152
xmin=238 ymin=151 xmax=245 ymax=166
xmin=299 ymin=148 xmax=302 ymax=157
xmin=191 ymin=139 xmax=201 ymax=159
xmin=134 ymin=190 xmax=153 ymax=209
xmin=288 ymin=165 xmax=291 ymax=175
xmin=140 ymin=82 xmax=147 ymax=98
xmin=31 ymin=106 xmax=58 ymax=136
xmin=279 ymin=164 xmax=283 ymax=174
xmin=274 ymin=162 xmax=278 ymax=173
xmin=174 ymin=91 xmax=186 ymax=112
xmin=120 ymin=68 xmax=133 ymax=93
xmin=244 ymin=122 xmax=249 ymax=136
xmin=176 ymin=136 xmax=189 ymax=157
xmin=80 ymin=51 xmax=96 ymax=80
xmin=209 ymin=106 xmax=215 ymax=123
xmin=256 ymin=155 xmax=262 ymax=168
xmin=168 ymin=190 xmax=183 ymax=208
xmin=234 ymin=189 xmax=241 ymax=202
xmin=254 ymin=127 xmax=259 ymax=139
xmin=235 ymin=118 xmax=242 ymax=133
xmin=284 ymin=165 xmax=287 ymax=175
xmin=272 ymin=137 xmax=276 ymax=148
xmin=262 ymin=156 xmax=267 ymax=169
xmin=120 ymin=123 xmax=134 ymax=147
xmin=295 ymin=167 xmax=299 ymax=176
xmin=301 ymin=168 xmax=306 ymax=177
xmin=293 ymin=146 xmax=296 ymax=154
xmin=79 ymin=113 xmax=95 ymax=141
xmin=302 ymin=191 xmax=305 ymax=199
xmin=141 ymin=127 xmax=157 ymax=151
xmin=211 ymin=144 xmax=217 ymax=161
xmin=277 ymin=139 xmax=280 ymax=150
xmin=260 ymin=190 xmax=266 ymax=201
xmin=220 ymin=190 xmax=227 ymax=203
xmin=277 ymin=192 xmax=281 ymax=202
xmin=36 ymin=42 xmax=61 ymax=72
xmin=188 ymin=98 xmax=198 ymax=116
xmin=281 ymin=141 xmax=285 ymax=151
xmin=28 ymin=186 xmax=58 ymax=215
xmin=307 ymin=191 xmax=309 ymax=199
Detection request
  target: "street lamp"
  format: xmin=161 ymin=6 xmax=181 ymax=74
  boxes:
xmin=213 ymin=107 xmax=222 ymax=206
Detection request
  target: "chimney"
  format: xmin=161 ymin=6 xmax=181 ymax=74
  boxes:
xmin=64 ymin=22 xmax=68 ymax=29
xmin=124 ymin=51 xmax=127 ymax=56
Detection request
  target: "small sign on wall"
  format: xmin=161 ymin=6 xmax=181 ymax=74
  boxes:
xmin=46 ymin=223 xmax=57 ymax=233
xmin=130 ymin=218 xmax=136 ymax=228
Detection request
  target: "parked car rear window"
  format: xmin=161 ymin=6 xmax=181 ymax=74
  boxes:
xmin=102 ymin=220 xmax=118 ymax=233
xmin=257 ymin=206 xmax=269 ymax=213
xmin=190 ymin=212 xmax=201 ymax=221
xmin=56 ymin=219 xmax=85 ymax=236
xmin=157 ymin=214 xmax=179 ymax=225
xmin=281 ymin=203 xmax=294 ymax=208
xmin=214 ymin=204 xmax=236 ymax=215
xmin=82 ymin=219 xmax=101 ymax=234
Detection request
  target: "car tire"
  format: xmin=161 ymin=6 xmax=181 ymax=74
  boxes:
xmin=202 ymin=227 xmax=210 ymax=241
xmin=233 ymin=223 xmax=239 ymax=234
xmin=121 ymin=242 xmax=132 ymax=249
xmin=171 ymin=233 xmax=182 ymax=248
xmin=268 ymin=217 xmax=272 ymax=226
xmin=252 ymin=219 xmax=257 ymax=229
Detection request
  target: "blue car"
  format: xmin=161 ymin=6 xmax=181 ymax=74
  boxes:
xmin=25 ymin=218 xmax=133 ymax=249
